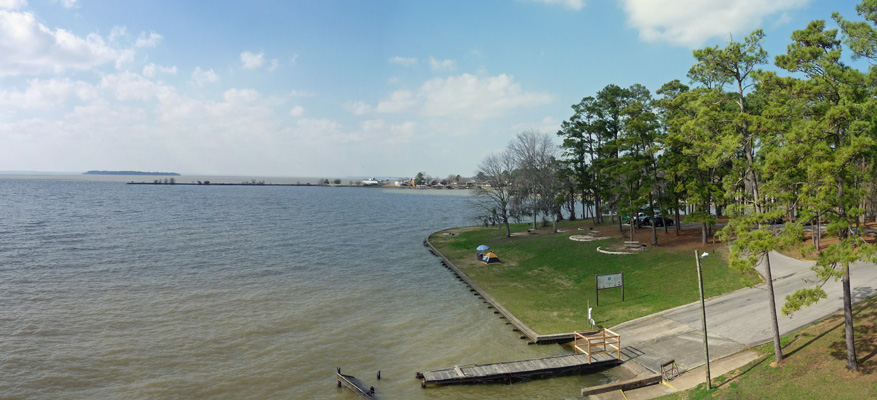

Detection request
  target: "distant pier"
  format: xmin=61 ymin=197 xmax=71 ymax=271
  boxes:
xmin=336 ymin=368 xmax=378 ymax=399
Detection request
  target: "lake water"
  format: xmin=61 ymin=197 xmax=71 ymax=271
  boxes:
xmin=0 ymin=176 xmax=621 ymax=399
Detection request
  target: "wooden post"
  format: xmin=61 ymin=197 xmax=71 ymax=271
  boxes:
xmin=595 ymin=275 xmax=599 ymax=306
xmin=621 ymin=272 xmax=625 ymax=301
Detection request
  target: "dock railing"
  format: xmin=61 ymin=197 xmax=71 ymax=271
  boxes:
xmin=573 ymin=328 xmax=621 ymax=363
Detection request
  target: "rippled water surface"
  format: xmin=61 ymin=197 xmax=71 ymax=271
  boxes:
xmin=0 ymin=177 xmax=621 ymax=399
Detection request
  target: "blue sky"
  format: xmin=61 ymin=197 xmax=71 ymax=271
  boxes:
xmin=0 ymin=0 xmax=865 ymax=178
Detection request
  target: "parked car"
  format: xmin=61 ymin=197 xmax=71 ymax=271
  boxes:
xmin=644 ymin=216 xmax=674 ymax=227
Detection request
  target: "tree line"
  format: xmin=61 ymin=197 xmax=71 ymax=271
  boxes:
xmin=472 ymin=1 xmax=877 ymax=372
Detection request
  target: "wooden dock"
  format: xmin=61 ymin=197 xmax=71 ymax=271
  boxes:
xmin=416 ymin=353 xmax=621 ymax=387
xmin=336 ymin=368 xmax=378 ymax=399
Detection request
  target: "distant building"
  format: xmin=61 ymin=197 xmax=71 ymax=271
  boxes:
xmin=362 ymin=178 xmax=380 ymax=186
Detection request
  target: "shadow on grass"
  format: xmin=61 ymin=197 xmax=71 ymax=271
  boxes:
xmin=827 ymin=295 xmax=877 ymax=374
xmin=780 ymin=295 xmax=874 ymax=360
xmin=783 ymin=316 xmax=844 ymax=360
xmin=620 ymin=294 xmax=652 ymax=302
xmin=855 ymin=336 xmax=877 ymax=375
xmin=713 ymin=354 xmax=769 ymax=390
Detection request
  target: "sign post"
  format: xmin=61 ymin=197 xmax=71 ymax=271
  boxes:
xmin=595 ymin=273 xmax=624 ymax=306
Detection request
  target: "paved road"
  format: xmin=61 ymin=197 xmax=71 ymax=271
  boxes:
xmin=611 ymin=251 xmax=877 ymax=373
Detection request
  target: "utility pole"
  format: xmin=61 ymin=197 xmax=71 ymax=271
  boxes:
xmin=696 ymin=250 xmax=711 ymax=390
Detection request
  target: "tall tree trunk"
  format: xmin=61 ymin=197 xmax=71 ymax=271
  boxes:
xmin=649 ymin=195 xmax=657 ymax=245
xmin=745 ymin=135 xmax=762 ymax=215
xmin=763 ymin=253 xmax=784 ymax=363
xmin=701 ymin=222 xmax=708 ymax=244
xmin=702 ymin=197 xmax=709 ymax=245
xmin=596 ymin=194 xmax=602 ymax=224
xmin=629 ymin=199 xmax=635 ymax=241
xmin=842 ymin=263 xmax=858 ymax=370
xmin=617 ymin=203 xmax=623 ymax=233
xmin=836 ymin=153 xmax=857 ymax=370
xmin=657 ymin=188 xmax=668 ymax=234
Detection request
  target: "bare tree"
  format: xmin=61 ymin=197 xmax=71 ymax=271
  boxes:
xmin=472 ymin=150 xmax=516 ymax=237
xmin=507 ymin=130 xmax=559 ymax=230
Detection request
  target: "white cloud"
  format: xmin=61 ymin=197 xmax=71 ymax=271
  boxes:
xmin=530 ymin=0 xmax=585 ymax=11
xmin=115 ymin=48 xmax=135 ymax=70
xmin=429 ymin=57 xmax=456 ymax=72
xmin=388 ymin=121 xmax=416 ymax=144
xmin=289 ymin=105 xmax=304 ymax=117
xmin=0 ymin=10 xmax=120 ymax=76
xmin=190 ymin=67 xmax=219 ymax=87
xmin=361 ymin=119 xmax=385 ymax=131
xmin=390 ymin=56 xmax=418 ymax=66
xmin=100 ymin=71 xmax=163 ymax=101
xmin=267 ymin=59 xmax=279 ymax=72
xmin=142 ymin=63 xmax=177 ymax=78
xmin=375 ymin=90 xmax=415 ymax=113
xmin=351 ymin=73 xmax=553 ymax=121
xmin=0 ymin=78 xmax=98 ymax=109
xmin=61 ymin=0 xmax=77 ymax=9
xmin=135 ymin=31 xmax=162 ymax=47
xmin=289 ymin=54 xmax=299 ymax=66
xmin=297 ymin=118 xmax=342 ymax=138
xmin=349 ymin=119 xmax=416 ymax=144
xmin=345 ymin=100 xmax=372 ymax=116
xmin=240 ymin=50 xmax=264 ymax=69
xmin=108 ymin=26 xmax=127 ymax=45
xmin=223 ymin=88 xmax=259 ymax=104
xmin=620 ymin=0 xmax=810 ymax=47
xmin=513 ymin=116 xmax=561 ymax=136
xmin=419 ymin=73 xmax=553 ymax=120
xmin=347 ymin=119 xmax=384 ymax=142
xmin=288 ymin=89 xmax=315 ymax=97
xmin=0 ymin=0 xmax=27 ymax=10
xmin=142 ymin=63 xmax=156 ymax=77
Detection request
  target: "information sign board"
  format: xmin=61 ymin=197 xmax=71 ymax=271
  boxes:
xmin=595 ymin=272 xmax=624 ymax=305
xmin=596 ymin=273 xmax=623 ymax=289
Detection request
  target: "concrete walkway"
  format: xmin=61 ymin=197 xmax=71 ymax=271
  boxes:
xmin=595 ymin=251 xmax=877 ymax=399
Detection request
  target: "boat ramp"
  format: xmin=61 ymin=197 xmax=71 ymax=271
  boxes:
xmin=417 ymin=329 xmax=622 ymax=387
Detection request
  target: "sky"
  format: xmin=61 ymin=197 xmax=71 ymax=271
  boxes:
xmin=0 ymin=0 xmax=867 ymax=178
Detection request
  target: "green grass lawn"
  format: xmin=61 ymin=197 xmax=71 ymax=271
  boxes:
xmin=429 ymin=220 xmax=761 ymax=333
xmin=660 ymin=295 xmax=877 ymax=400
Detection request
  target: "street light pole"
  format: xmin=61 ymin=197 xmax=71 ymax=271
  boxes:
xmin=696 ymin=250 xmax=711 ymax=390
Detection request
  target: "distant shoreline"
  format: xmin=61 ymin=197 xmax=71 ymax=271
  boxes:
xmin=127 ymin=182 xmax=333 ymax=187
xmin=126 ymin=181 xmax=471 ymax=189
xmin=85 ymin=170 xmax=180 ymax=176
